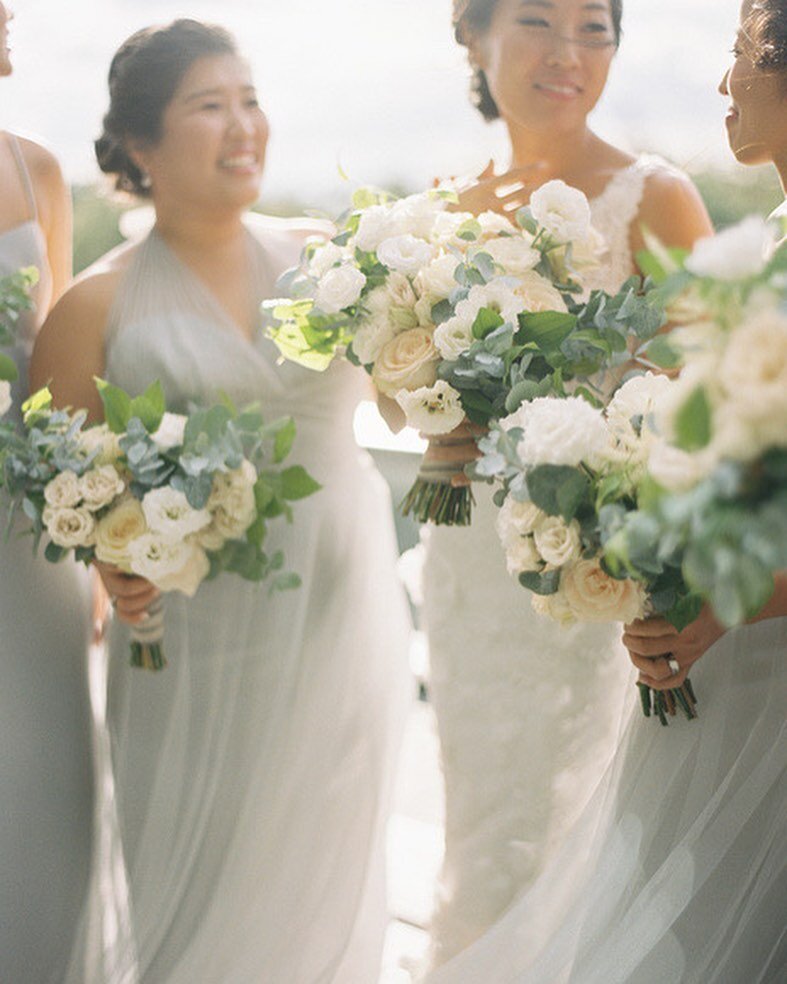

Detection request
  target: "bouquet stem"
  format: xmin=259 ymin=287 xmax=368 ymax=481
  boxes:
xmin=638 ymin=679 xmax=698 ymax=726
xmin=129 ymin=595 xmax=166 ymax=671
xmin=400 ymin=426 xmax=480 ymax=526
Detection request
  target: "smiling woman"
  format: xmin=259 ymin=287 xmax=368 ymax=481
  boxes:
xmin=32 ymin=19 xmax=412 ymax=984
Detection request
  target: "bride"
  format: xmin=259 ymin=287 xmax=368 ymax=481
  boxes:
xmin=31 ymin=20 xmax=412 ymax=984
xmin=418 ymin=0 xmax=712 ymax=967
xmin=426 ymin=2 xmax=787 ymax=979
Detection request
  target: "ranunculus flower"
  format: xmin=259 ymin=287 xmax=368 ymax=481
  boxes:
xmin=534 ymin=516 xmax=582 ymax=567
xmin=128 ymin=534 xmax=209 ymax=597
xmin=530 ymin=180 xmax=592 ymax=244
xmin=514 ymin=397 xmax=608 ymax=468
xmin=142 ymin=487 xmax=212 ymax=541
xmin=151 ymin=412 xmax=187 ymax=451
xmin=686 ymin=215 xmax=776 ymax=281
xmin=78 ymin=465 xmax=125 ymax=512
xmin=377 ymin=235 xmax=436 ymax=275
xmin=43 ymin=506 xmax=96 ymax=549
xmin=94 ymin=497 xmax=148 ymax=569
xmin=395 ymin=379 xmax=465 ymax=435
xmin=315 ymin=265 xmax=366 ymax=314
xmin=372 ymin=328 xmax=439 ymax=396
xmin=560 ymin=560 xmax=647 ymax=624
xmin=44 ymin=470 xmax=82 ymax=509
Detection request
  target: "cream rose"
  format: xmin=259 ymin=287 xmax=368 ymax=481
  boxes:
xmin=561 ymin=560 xmax=648 ymax=624
xmin=534 ymin=517 xmax=582 ymax=567
xmin=94 ymin=497 xmax=148 ymax=569
xmin=372 ymin=328 xmax=439 ymax=396
xmin=44 ymin=470 xmax=82 ymax=509
xmin=43 ymin=506 xmax=96 ymax=549
xmin=395 ymin=379 xmax=465 ymax=435
xmin=78 ymin=465 xmax=125 ymax=512
xmin=128 ymin=534 xmax=209 ymax=597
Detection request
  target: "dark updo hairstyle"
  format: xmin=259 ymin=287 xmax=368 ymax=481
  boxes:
xmin=743 ymin=0 xmax=787 ymax=71
xmin=95 ymin=19 xmax=237 ymax=196
xmin=452 ymin=0 xmax=623 ymax=122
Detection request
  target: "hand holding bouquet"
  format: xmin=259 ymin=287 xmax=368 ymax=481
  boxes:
xmin=0 ymin=380 xmax=320 ymax=670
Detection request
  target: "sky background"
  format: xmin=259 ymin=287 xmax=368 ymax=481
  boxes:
xmin=2 ymin=0 xmax=756 ymax=211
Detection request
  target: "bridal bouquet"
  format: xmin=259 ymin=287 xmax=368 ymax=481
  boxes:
xmin=0 ymin=266 xmax=38 ymax=416
xmin=0 ymin=380 xmax=320 ymax=670
xmin=263 ymin=182 xmax=663 ymax=524
xmin=475 ymin=373 xmax=702 ymax=724
xmin=605 ymin=217 xmax=787 ymax=631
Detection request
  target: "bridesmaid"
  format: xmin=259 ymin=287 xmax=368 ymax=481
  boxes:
xmin=0 ymin=3 xmax=93 ymax=982
xmin=32 ymin=20 xmax=411 ymax=983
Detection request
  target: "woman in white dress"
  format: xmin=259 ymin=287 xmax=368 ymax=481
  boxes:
xmin=32 ymin=20 xmax=412 ymax=984
xmin=0 ymin=4 xmax=94 ymax=981
xmin=417 ymin=0 xmax=713 ymax=967
xmin=425 ymin=1 xmax=787 ymax=979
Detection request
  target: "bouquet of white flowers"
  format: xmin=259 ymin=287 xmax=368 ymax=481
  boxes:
xmin=263 ymin=182 xmax=663 ymax=524
xmin=0 ymin=267 xmax=38 ymax=416
xmin=476 ymin=373 xmax=702 ymax=725
xmin=0 ymin=380 xmax=320 ymax=670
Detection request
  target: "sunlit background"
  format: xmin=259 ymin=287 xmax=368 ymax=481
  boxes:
xmin=3 ymin=0 xmax=780 ymax=214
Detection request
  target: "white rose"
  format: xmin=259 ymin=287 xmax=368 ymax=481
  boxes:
xmin=513 ymin=271 xmax=568 ymax=313
xmin=142 ymin=487 xmax=212 ymax=541
xmin=454 ymin=280 xmax=522 ymax=329
xmin=372 ymin=328 xmax=440 ymax=396
xmin=94 ymin=498 xmax=148 ymax=569
xmin=44 ymin=470 xmax=82 ymax=509
xmin=78 ymin=465 xmax=125 ymax=512
xmin=307 ymin=240 xmax=346 ymax=278
xmin=43 ymin=506 xmax=96 ymax=549
xmin=534 ymin=516 xmax=582 ymax=567
xmin=482 ymin=236 xmax=541 ymax=275
xmin=352 ymin=313 xmax=398 ymax=365
xmin=377 ymin=235 xmax=436 ymax=275
xmin=504 ymin=534 xmax=543 ymax=576
xmin=686 ymin=215 xmax=776 ymax=281
xmin=78 ymin=424 xmax=123 ymax=466
xmin=414 ymin=254 xmax=462 ymax=299
xmin=315 ymin=265 xmax=366 ymax=314
xmin=561 ymin=560 xmax=648 ymax=624
xmin=0 ymin=380 xmax=11 ymax=416
xmin=717 ymin=308 xmax=787 ymax=423
xmin=151 ymin=412 xmax=188 ymax=452
xmin=128 ymin=534 xmax=209 ymax=597
xmin=395 ymin=379 xmax=465 ymax=435
xmin=516 ymin=397 xmax=609 ymax=468
xmin=354 ymin=205 xmax=396 ymax=253
xmin=530 ymin=180 xmax=592 ymax=244
xmin=477 ymin=211 xmax=517 ymax=239
xmin=531 ymin=590 xmax=576 ymax=625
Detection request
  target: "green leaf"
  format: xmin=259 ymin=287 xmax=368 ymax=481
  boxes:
xmin=0 ymin=352 xmax=18 ymax=382
xmin=526 ymin=464 xmax=588 ymax=519
xmin=516 ymin=311 xmax=577 ymax=350
xmin=129 ymin=380 xmax=166 ymax=433
xmin=94 ymin=378 xmax=132 ymax=434
xmin=663 ymin=593 xmax=704 ymax=632
xmin=279 ymin=465 xmax=321 ymax=501
xmin=674 ymin=386 xmax=712 ymax=452
xmin=472 ymin=306 xmax=505 ymax=340
xmin=645 ymin=335 xmax=682 ymax=370
xmin=271 ymin=571 xmax=302 ymax=592
xmin=273 ymin=417 xmax=297 ymax=463
xmin=519 ymin=568 xmax=561 ymax=595
xmin=22 ymin=386 xmax=52 ymax=419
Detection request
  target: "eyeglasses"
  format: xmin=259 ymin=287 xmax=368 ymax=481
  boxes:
xmin=518 ymin=25 xmax=618 ymax=51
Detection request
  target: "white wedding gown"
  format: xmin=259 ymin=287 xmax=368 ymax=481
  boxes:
xmin=68 ymin=216 xmax=412 ymax=984
xmin=0 ymin=133 xmax=94 ymax=984
xmin=421 ymin=156 xmax=681 ymax=967
xmin=427 ymin=615 xmax=787 ymax=982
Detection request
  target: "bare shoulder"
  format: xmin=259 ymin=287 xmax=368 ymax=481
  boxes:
xmin=14 ymin=134 xmax=63 ymax=182
xmin=637 ymin=160 xmax=713 ymax=249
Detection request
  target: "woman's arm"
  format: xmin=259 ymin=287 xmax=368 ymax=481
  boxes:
xmin=623 ymin=571 xmax=787 ymax=690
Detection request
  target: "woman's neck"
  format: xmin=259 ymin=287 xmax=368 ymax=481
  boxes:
xmin=153 ymin=202 xmax=248 ymax=255
xmin=507 ymin=124 xmax=600 ymax=178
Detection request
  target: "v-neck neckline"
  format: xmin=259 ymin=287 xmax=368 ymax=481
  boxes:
xmin=150 ymin=224 xmax=264 ymax=345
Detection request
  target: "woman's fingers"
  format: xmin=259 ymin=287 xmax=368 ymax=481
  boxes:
xmin=622 ymin=631 xmax=677 ymax=658
xmin=629 ymin=653 xmax=676 ymax=680
xmin=624 ymin=617 xmax=680 ymax=637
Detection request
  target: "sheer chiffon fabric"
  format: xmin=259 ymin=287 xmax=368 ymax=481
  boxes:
xmin=69 ymin=217 xmax=412 ymax=983
xmin=421 ymin=156 xmax=672 ymax=967
xmin=0 ymin=202 xmax=94 ymax=981
xmin=427 ymin=616 xmax=787 ymax=983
